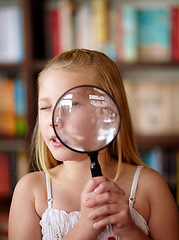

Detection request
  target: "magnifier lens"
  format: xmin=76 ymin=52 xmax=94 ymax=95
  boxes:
xmin=52 ymin=86 xmax=120 ymax=153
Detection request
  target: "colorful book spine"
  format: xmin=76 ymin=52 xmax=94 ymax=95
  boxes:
xmin=91 ymin=0 xmax=109 ymax=52
xmin=0 ymin=78 xmax=16 ymax=136
xmin=0 ymin=6 xmax=24 ymax=63
xmin=138 ymin=7 xmax=171 ymax=61
xmin=0 ymin=78 xmax=27 ymax=136
xmin=115 ymin=5 xmax=138 ymax=62
xmin=14 ymin=78 xmax=28 ymax=136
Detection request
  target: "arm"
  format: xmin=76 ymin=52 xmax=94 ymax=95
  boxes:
xmin=83 ymin=169 xmax=179 ymax=240
xmin=8 ymin=173 xmax=42 ymax=240
xmin=145 ymin=168 xmax=179 ymax=240
xmin=61 ymin=177 xmax=108 ymax=240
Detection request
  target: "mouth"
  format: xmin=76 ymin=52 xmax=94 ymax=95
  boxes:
xmin=50 ymin=136 xmax=61 ymax=143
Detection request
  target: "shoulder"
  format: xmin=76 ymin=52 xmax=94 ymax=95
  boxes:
xmin=14 ymin=171 xmax=46 ymax=197
xmin=8 ymin=171 xmax=46 ymax=239
xmin=139 ymin=166 xmax=179 ymax=238
xmin=139 ymin=166 xmax=173 ymax=198
xmin=10 ymin=171 xmax=47 ymax=217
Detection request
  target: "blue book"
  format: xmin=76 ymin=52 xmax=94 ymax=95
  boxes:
xmin=14 ymin=78 xmax=27 ymax=135
xmin=138 ymin=7 xmax=171 ymax=61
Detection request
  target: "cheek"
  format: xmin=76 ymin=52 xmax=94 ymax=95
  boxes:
xmin=39 ymin=116 xmax=48 ymax=141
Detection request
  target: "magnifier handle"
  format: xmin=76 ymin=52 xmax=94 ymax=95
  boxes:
xmin=88 ymin=152 xmax=103 ymax=177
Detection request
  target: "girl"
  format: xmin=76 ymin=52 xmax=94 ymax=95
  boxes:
xmin=8 ymin=49 xmax=179 ymax=240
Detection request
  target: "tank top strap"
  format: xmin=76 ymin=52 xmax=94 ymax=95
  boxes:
xmin=129 ymin=166 xmax=143 ymax=208
xmin=46 ymin=173 xmax=53 ymax=209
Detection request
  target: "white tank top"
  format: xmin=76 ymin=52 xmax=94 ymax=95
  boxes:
xmin=40 ymin=166 xmax=149 ymax=239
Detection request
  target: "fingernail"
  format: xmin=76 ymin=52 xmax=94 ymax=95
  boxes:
xmin=93 ymin=223 xmax=99 ymax=229
xmin=94 ymin=186 xmax=101 ymax=193
xmin=85 ymin=199 xmax=92 ymax=207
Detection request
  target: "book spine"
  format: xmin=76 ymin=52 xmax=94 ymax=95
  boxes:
xmin=14 ymin=78 xmax=28 ymax=136
xmin=0 ymin=78 xmax=16 ymax=136
xmin=138 ymin=7 xmax=171 ymax=61
xmin=171 ymin=6 xmax=179 ymax=62
xmin=0 ymin=152 xmax=11 ymax=197
xmin=0 ymin=6 xmax=24 ymax=63
xmin=49 ymin=8 xmax=61 ymax=57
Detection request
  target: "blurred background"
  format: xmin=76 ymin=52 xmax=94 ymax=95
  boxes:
xmin=0 ymin=0 xmax=179 ymax=239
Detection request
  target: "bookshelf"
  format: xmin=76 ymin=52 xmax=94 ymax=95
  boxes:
xmin=0 ymin=0 xmax=179 ymax=232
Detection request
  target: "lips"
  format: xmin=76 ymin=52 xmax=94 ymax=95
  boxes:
xmin=50 ymin=135 xmax=63 ymax=147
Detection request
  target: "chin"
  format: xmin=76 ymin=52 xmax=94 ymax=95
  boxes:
xmin=51 ymin=148 xmax=87 ymax=162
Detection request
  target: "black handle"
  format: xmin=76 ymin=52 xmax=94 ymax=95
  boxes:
xmin=88 ymin=151 xmax=102 ymax=177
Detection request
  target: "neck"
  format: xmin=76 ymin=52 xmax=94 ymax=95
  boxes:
xmin=57 ymin=149 xmax=118 ymax=181
xmin=62 ymin=156 xmax=92 ymax=180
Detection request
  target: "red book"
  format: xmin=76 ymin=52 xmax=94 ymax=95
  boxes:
xmin=49 ymin=8 xmax=61 ymax=57
xmin=0 ymin=152 xmax=11 ymax=197
xmin=171 ymin=6 xmax=179 ymax=62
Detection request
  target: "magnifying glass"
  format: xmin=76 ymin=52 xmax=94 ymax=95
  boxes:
xmin=52 ymin=85 xmax=121 ymax=177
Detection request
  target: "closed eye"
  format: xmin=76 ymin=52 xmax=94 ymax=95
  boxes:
xmin=39 ymin=106 xmax=52 ymax=110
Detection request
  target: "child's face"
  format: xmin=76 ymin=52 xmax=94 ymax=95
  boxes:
xmin=38 ymin=69 xmax=96 ymax=162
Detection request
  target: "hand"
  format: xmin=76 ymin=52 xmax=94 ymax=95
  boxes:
xmin=78 ymin=177 xmax=108 ymax=239
xmin=84 ymin=178 xmax=136 ymax=237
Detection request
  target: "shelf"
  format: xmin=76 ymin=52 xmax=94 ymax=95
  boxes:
xmin=0 ymin=136 xmax=26 ymax=152
xmin=32 ymin=58 xmax=179 ymax=73
xmin=117 ymin=61 xmax=179 ymax=70
xmin=0 ymin=63 xmax=23 ymax=71
xmin=136 ymin=135 xmax=179 ymax=149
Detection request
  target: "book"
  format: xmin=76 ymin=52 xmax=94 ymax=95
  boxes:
xmin=14 ymin=78 xmax=28 ymax=136
xmin=171 ymin=6 xmax=179 ymax=62
xmin=0 ymin=6 xmax=24 ymax=63
xmin=115 ymin=4 xmax=138 ymax=62
xmin=91 ymin=0 xmax=109 ymax=52
xmin=138 ymin=7 xmax=171 ymax=61
xmin=171 ymin=81 xmax=179 ymax=134
xmin=124 ymin=80 xmax=176 ymax=136
xmin=74 ymin=1 xmax=94 ymax=49
xmin=0 ymin=78 xmax=16 ymax=136
xmin=0 ymin=152 xmax=11 ymax=197
xmin=58 ymin=0 xmax=73 ymax=52
xmin=48 ymin=7 xmax=61 ymax=57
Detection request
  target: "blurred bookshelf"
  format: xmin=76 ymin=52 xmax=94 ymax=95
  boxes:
xmin=0 ymin=0 xmax=179 ymax=238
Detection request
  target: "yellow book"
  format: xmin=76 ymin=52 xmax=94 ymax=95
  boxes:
xmin=91 ymin=0 xmax=108 ymax=51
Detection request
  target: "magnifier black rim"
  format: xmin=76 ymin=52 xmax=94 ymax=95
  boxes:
xmin=52 ymin=84 xmax=121 ymax=154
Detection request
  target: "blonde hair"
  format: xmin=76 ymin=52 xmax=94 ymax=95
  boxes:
xmin=33 ymin=49 xmax=144 ymax=180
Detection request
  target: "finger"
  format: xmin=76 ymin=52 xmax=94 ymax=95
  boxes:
xmin=93 ymin=213 xmax=119 ymax=229
xmin=94 ymin=181 xmax=125 ymax=195
xmin=88 ymin=203 xmax=119 ymax=220
xmin=83 ymin=176 xmax=108 ymax=194
xmin=86 ymin=191 xmax=122 ymax=208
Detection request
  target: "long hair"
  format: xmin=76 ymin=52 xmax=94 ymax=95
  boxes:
xmin=33 ymin=49 xmax=144 ymax=180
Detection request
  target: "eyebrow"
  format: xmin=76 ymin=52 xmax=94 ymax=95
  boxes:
xmin=38 ymin=97 xmax=49 ymax=102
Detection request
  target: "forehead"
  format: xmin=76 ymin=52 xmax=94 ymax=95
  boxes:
xmin=38 ymin=69 xmax=97 ymax=100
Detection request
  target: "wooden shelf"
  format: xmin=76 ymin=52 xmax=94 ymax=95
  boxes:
xmin=32 ymin=58 xmax=179 ymax=73
xmin=0 ymin=136 xmax=26 ymax=151
xmin=0 ymin=63 xmax=23 ymax=71
xmin=117 ymin=61 xmax=179 ymax=70
xmin=136 ymin=135 xmax=179 ymax=149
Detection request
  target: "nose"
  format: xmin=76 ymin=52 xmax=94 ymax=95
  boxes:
xmin=51 ymin=116 xmax=62 ymax=128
